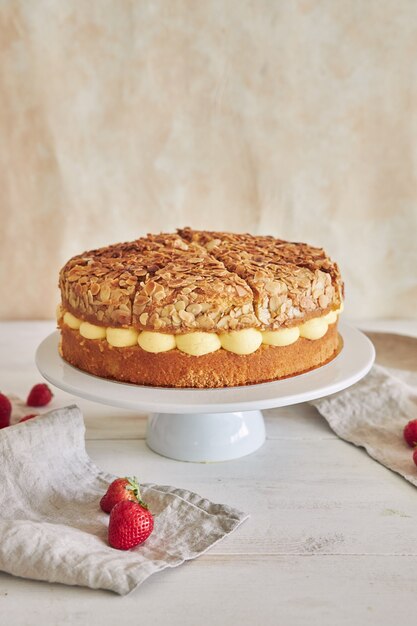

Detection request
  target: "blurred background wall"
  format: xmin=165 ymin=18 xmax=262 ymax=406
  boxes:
xmin=0 ymin=0 xmax=416 ymax=320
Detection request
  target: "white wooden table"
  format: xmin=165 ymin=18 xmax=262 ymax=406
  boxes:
xmin=1 ymin=319 xmax=416 ymax=626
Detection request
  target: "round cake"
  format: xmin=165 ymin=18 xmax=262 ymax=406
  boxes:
xmin=57 ymin=228 xmax=344 ymax=388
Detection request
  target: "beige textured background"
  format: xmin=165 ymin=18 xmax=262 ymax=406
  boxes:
xmin=0 ymin=0 xmax=416 ymax=320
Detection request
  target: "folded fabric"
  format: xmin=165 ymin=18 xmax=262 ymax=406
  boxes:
xmin=0 ymin=405 xmax=248 ymax=595
xmin=311 ymin=332 xmax=417 ymax=486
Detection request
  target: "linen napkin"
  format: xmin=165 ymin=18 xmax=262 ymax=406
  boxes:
xmin=0 ymin=405 xmax=248 ymax=595
xmin=311 ymin=332 xmax=417 ymax=485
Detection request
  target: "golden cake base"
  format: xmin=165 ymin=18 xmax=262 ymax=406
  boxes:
xmin=59 ymin=323 xmax=341 ymax=388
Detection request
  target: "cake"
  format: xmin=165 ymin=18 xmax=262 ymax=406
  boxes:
xmin=57 ymin=228 xmax=344 ymax=388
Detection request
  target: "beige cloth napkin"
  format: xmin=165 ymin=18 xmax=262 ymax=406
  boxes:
xmin=0 ymin=405 xmax=248 ymax=595
xmin=311 ymin=332 xmax=417 ymax=485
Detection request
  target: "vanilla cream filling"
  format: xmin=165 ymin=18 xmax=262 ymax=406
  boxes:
xmin=262 ymin=326 xmax=300 ymax=347
xmin=61 ymin=305 xmax=342 ymax=356
xmin=176 ymin=331 xmax=222 ymax=356
xmin=138 ymin=331 xmax=176 ymax=353
xmin=63 ymin=311 xmax=81 ymax=330
xmin=220 ymin=328 xmax=263 ymax=355
xmin=79 ymin=321 xmax=106 ymax=340
xmin=107 ymin=327 xmax=139 ymax=347
xmin=299 ymin=317 xmax=328 ymax=340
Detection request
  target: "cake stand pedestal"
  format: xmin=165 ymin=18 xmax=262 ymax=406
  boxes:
xmin=147 ymin=410 xmax=265 ymax=461
xmin=35 ymin=322 xmax=374 ymax=462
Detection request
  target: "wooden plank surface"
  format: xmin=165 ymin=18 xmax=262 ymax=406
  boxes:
xmin=1 ymin=555 xmax=416 ymax=626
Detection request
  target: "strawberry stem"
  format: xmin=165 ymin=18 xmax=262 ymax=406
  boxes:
xmin=125 ymin=476 xmax=148 ymax=508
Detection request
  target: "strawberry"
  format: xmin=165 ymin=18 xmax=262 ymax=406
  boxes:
xmin=108 ymin=500 xmax=154 ymax=550
xmin=413 ymin=448 xmax=417 ymax=468
xmin=27 ymin=383 xmax=53 ymax=407
xmin=0 ymin=392 xmax=12 ymax=429
xmin=19 ymin=414 xmax=38 ymax=423
xmin=403 ymin=419 xmax=417 ymax=448
xmin=100 ymin=476 xmax=141 ymax=513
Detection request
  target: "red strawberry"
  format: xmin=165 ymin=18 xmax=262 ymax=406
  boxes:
xmin=19 ymin=414 xmax=38 ymax=423
xmin=100 ymin=476 xmax=141 ymax=513
xmin=413 ymin=448 xmax=417 ymax=468
xmin=27 ymin=383 xmax=53 ymax=407
xmin=108 ymin=500 xmax=154 ymax=550
xmin=0 ymin=392 xmax=12 ymax=429
xmin=403 ymin=419 xmax=417 ymax=448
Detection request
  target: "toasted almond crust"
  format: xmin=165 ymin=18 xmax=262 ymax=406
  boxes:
xmin=178 ymin=228 xmax=344 ymax=328
xmin=59 ymin=229 xmax=343 ymax=333
xmin=59 ymin=322 xmax=341 ymax=388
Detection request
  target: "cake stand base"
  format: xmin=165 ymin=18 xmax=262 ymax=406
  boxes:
xmin=146 ymin=410 xmax=266 ymax=462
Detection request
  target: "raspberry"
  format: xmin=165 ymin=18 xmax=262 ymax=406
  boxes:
xmin=413 ymin=448 xmax=417 ymax=468
xmin=403 ymin=419 xmax=417 ymax=448
xmin=27 ymin=383 xmax=53 ymax=407
xmin=0 ymin=392 xmax=12 ymax=429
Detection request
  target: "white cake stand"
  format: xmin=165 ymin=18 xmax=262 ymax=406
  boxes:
xmin=35 ymin=323 xmax=374 ymax=462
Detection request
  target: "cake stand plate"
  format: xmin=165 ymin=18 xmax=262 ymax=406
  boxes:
xmin=35 ymin=323 xmax=374 ymax=462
